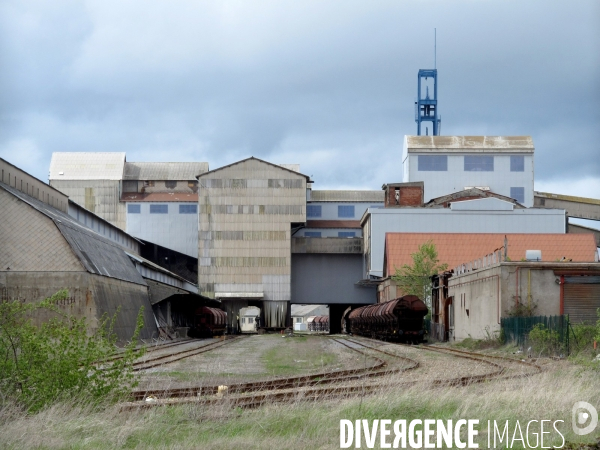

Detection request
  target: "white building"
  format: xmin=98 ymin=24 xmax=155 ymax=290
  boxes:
xmin=402 ymin=136 xmax=535 ymax=207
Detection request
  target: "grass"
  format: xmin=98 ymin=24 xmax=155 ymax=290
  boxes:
xmin=263 ymin=335 xmax=340 ymax=376
xmin=1 ymin=362 xmax=599 ymax=449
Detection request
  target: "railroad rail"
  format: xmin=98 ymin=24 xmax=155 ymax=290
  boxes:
xmin=132 ymin=335 xmax=247 ymax=371
xmin=122 ymin=337 xmax=542 ymax=411
xmin=124 ymin=337 xmax=419 ymax=409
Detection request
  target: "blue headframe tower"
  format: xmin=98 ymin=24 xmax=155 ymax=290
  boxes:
xmin=415 ymin=69 xmax=441 ymax=136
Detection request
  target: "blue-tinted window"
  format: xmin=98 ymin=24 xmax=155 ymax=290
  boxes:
xmin=510 ymin=155 xmax=524 ymax=172
xmin=307 ymin=205 xmax=322 ymax=218
xmin=305 ymin=231 xmax=321 ymax=237
xmin=464 ymin=156 xmax=494 ymax=171
xmin=418 ymin=155 xmax=447 ymax=171
xmin=127 ymin=204 xmax=141 ymax=214
xmin=179 ymin=204 xmax=197 ymax=214
xmin=338 ymin=205 xmax=355 ymax=218
xmin=150 ymin=204 xmax=168 ymax=214
xmin=338 ymin=231 xmax=356 ymax=238
xmin=510 ymin=187 xmax=525 ymax=204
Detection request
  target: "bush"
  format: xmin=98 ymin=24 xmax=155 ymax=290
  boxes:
xmin=569 ymin=324 xmax=596 ymax=355
xmin=528 ymin=323 xmax=564 ymax=356
xmin=0 ymin=290 xmax=144 ymax=412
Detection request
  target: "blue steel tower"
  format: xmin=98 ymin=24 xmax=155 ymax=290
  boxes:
xmin=415 ymin=69 xmax=441 ymax=135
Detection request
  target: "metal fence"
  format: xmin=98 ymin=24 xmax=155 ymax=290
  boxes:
xmin=501 ymin=315 xmax=570 ymax=354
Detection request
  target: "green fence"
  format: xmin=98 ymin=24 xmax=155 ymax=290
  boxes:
xmin=501 ymin=315 xmax=570 ymax=355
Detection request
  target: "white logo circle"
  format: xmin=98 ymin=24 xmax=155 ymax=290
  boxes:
xmin=572 ymin=401 xmax=598 ymax=436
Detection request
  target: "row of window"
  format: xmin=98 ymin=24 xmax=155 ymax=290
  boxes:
xmin=202 ymin=178 xmax=304 ymax=189
xmin=199 ymin=256 xmax=287 ymax=267
xmin=127 ymin=204 xmax=197 ymax=214
xmin=199 ymin=231 xmax=287 ymax=241
xmin=418 ymin=155 xmax=525 ymax=172
xmin=304 ymin=231 xmax=356 ymax=238
xmin=199 ymin=204 xmax=303 ymax=215
xmin=307 ymin=205 xmax=355 ymax=218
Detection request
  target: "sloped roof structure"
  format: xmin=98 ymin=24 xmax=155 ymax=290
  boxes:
xmin=384 ymin=232 xmax=598 ymax=276
xmin=123 ymin=162 xmax=209 ymax=180
xmin=49 ymin=152 xmax=126 ymax=180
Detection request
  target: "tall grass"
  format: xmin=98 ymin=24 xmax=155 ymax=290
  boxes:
xmin=1 ymin=364 xmax=598 ymax=449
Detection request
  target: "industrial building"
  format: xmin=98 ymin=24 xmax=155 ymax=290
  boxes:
xmin=402 ymin=136 xmax=535 ymax=206
xmin=197 ymin=157 xmax=309 ymax=331
xmin=446 ymin=258 xmax=600 ymax=341
xmin=362 ymin=189 xmax=567 ymax=279
xmin=1 ymin=157 xmax=213 ymax=341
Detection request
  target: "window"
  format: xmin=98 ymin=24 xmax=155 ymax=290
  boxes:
xmin=510 ymin=155 xmax=525 ymax=172
xmin=418 ymin=155 xmax=447 ymax=171
xmin=510 ymin=187 xmax=525 ymax=204
xmin=305 ymin=231 xmax=322 ymax=238
xmin=464 ymin=156 xmax=494 ymax=171
xmin=179 ymin=204 xmax=197 ymax=214
xmin=338 ymin=231 xmax=356 ymax=238
xmin=338 ymin=205 xmax=355 ymax=218
xmin=248 ymin=317 xmax=254 ymax=324
xmin=307 ymin=205 xmax=322 ymax=218
xmin=241 ymin=318 xmax=246 ymax=324
xmin=127 ymin=204 xmax=141 ymax=214
xmin=296 ymin=317 xmax=302 ymax=323
xmin=150 ymin=204 xmax=168 ymax=214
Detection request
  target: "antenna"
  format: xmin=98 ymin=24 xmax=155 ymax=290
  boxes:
xmin=434 ymin=28 xmax=437 ymax=70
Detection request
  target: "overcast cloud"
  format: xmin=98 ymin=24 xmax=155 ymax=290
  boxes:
xmin=1 ymin=0 xmax=598 ymax=197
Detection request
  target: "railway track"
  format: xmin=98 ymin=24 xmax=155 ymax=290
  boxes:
xmin=121 ymin=336 xmax=542 ymax=411
xmin=132 ymin=335 xmax=247 ymax=371
xmin=123 ymin=337 xmax=419 ymax=409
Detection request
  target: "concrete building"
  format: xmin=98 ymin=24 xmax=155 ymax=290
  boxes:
xmin=1 ymin=158 xmax=157 ymax=341
xmin=362 ymin=194 xmax=567 ymax=279
xmin=402 ymin=136 xmax=535 ymax=207
xmin=382 ymin=232 xmax=598 ymax=307
xmin=447 ymin=260 xmax=600 ymax=341
xmin=197 ymin=157 xmax=309 ymax=331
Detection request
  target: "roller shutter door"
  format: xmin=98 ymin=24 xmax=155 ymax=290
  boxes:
xmin=564 ymin=276 xmax=600 ymax=325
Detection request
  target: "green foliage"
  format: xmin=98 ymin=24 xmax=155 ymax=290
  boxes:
xmin=0 ymin=290 xmax=145 ymax=412
xmin=569 ymin=324 xmax=596 ymax=355
xmin=596 ymin=308 xmax=600 ymax=344
xmin=391 ymin=240 xmax=448 ymax=307
xmin=528 ymin=323 xmax=564 ymax=356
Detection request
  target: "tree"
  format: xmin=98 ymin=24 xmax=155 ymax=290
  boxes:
xmin=391 ymin=240 xmax=448 ymax=308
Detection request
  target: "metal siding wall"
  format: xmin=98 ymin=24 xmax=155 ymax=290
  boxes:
xmin=198 ymin=160 xmax=306 ymax=315
xmin=408 ymin=154 xmax=534 ymax=207
xmin=306 ymin=202 xmax=373 ymax=221
xmin=51 ymin=180 xmax=126 ymax=229
xmin=126 ymin=202 xmax=198 ymax=257
xmin=564 ymin=280 xmax=600 ymax=325
xmin=291 ymin=254 xmax=376 ymax=305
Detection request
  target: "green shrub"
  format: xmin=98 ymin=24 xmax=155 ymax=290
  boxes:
xmin=569 ymin=324 xmax=596 ymax=355
xmin=528 ymin=323 xmax=564 ymax=356
xmin=0 ymin=290 xmax=144 ymax=412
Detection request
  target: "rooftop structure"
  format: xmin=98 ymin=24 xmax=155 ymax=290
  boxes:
xmin=402 ymin=136 xmax=535 ymax=206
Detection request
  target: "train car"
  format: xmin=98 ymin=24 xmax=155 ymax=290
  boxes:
xmin=239 ymin=306 xmax=261 ymax=334
xmin=308 ymin=315 xmax=329 ymax=333
xmin=189 ymin=306 xmax=227 ymax=338
xmin=345 ymin=295 xmax=428 ymax=343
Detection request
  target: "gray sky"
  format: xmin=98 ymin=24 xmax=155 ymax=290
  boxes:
xmin=1 ymin=0 xmax=599 ymax=198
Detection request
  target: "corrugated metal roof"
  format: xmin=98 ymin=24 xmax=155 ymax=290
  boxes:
xmin=197 ymin=156 xmax=310 ymax=180
xmin=425 ymin=188 xmax=525 ymax=208
xmin=49 ymin=152 xmax=126 ymax=180
xmin=291 ymin=304 xmax=328 ymax=317
xmin=384 ymin=233 xmax=598 ymax=276
xmin=1 ymin=182 xmax=146 ymax=285
xmin=310 ymin=190 xmax=384 ymax=202
xmin=124 ymin=162 xmax=209 ymax=180
xmin=405 ymin=136 xmax=534 ymax=152
xmin=121 ymin=192 xmax=198 ymax=202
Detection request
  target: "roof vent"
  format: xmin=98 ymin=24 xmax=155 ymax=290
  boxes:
xmin=525 ymin=250 xmax=542 ymax=261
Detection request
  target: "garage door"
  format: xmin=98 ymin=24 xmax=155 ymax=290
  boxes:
xmin=564 ymin=276 xmax=600 ymax=325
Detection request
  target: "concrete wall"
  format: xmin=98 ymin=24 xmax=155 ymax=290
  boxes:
xmin=448 ymin=263 xmax=561 ymax=341
xmin=291 ymin=253 xmax=376 ymax=305
xmin=0 ymin=271 xmax=157 ymax=342
xmin=0 ymin=189 xmax=84 ymax=272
